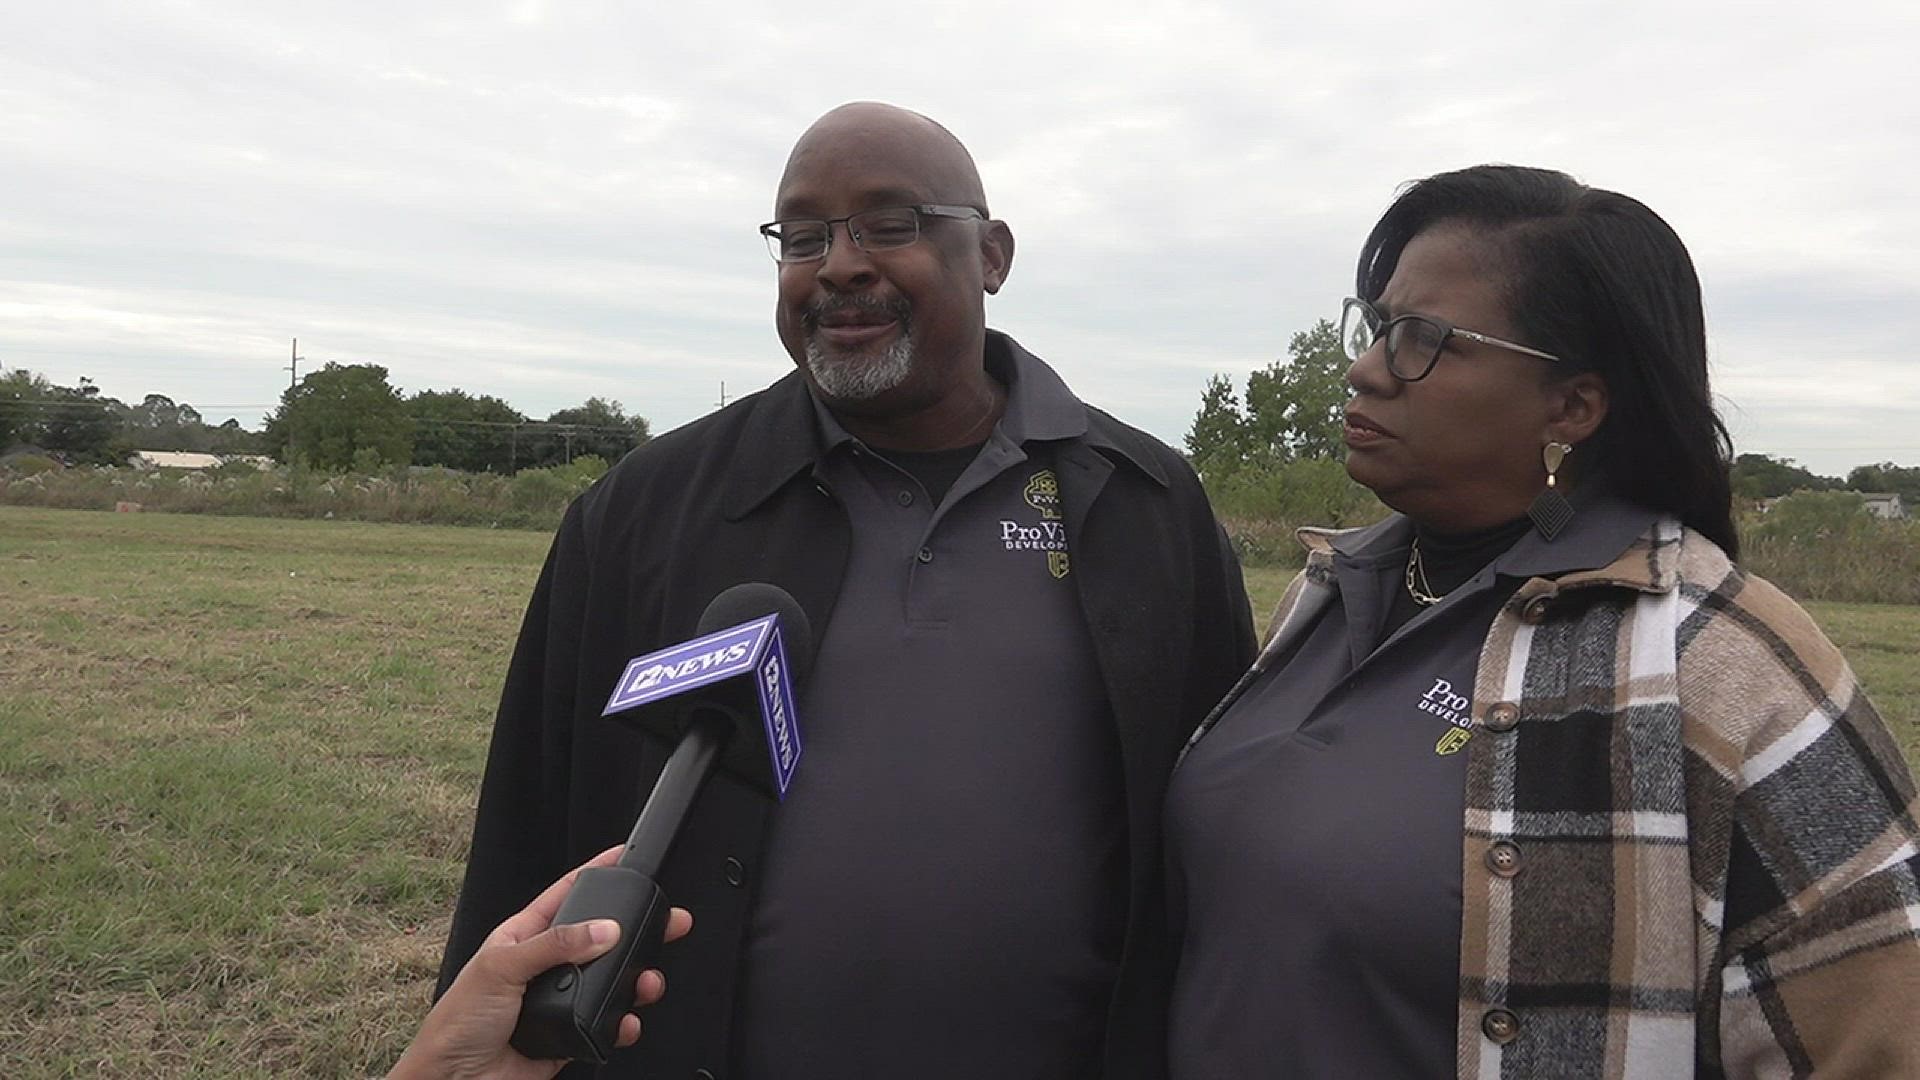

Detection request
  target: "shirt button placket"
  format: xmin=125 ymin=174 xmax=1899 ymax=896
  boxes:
xmin=1484 ymin=701 xmax=1521 ymax=733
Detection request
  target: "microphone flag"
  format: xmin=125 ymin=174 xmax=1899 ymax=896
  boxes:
xmin=602 ymin=613 xmax=803 ymax=799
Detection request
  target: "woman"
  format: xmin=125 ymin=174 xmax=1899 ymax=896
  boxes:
xmin=1165 ymin=166 xmax=1920 ymax=1077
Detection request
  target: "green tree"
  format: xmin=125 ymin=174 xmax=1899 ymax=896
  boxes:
xmin=1730 ymin=453 xmax=1840 ymax=500
xmin=523 ymin=397 xmax=650 ymax=468
xmin=1185 ymin=319 xmax=1349 ymax=478
xmin=0 ymin=368 xmax=51 ymax=451
xmin=116 ymin=394 xmax=205 ymax=451
xmin=408 ymin=389 xmax=527 ymax=473
xmin=1243 ymin=319 xmax=1348 ymax=463
xmin=203 ymin=417 xmax=265 ymax=454
xmin=1185 ymin=373 xmax=1251 ymax=477
xmin=263 ymin=363 xmax=412 ymax=471
xmin=1844 ymin=462 xmax=1920 ymax=504
xmin=31 ymin=377 xmax=125 ymax=464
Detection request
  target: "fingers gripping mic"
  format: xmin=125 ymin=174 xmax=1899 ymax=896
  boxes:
xmin=511 ymin=584 xmax=812 ymax=1063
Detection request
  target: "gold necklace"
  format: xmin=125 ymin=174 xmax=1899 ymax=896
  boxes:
xmin=1405 ymin=539 xmax=1445 ymax=607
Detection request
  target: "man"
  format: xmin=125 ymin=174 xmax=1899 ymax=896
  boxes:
xmin=437 ymin=102 xmax=1255 ymax=1079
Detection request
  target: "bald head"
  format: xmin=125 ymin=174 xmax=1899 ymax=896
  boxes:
xmin=767 ymin=102 xmax=1015 ymax=445
xmin=776 ymin=102 xmax=989 ymax=215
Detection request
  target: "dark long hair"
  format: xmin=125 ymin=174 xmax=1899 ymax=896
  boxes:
xmin=1356 ymin=165 xmax=1739 ymax=557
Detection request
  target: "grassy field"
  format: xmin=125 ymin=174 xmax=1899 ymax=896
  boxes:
xmin=1 ymin=507 xmax=539 ymax=1077
xmin=2 ymin=507 xmax=1916 ymax=1077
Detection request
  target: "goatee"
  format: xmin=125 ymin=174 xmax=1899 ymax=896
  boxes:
xmin=803 ymin=297 xmax=916 ymax=400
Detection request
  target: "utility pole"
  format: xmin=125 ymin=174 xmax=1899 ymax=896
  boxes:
xmin=716 ymin=380 xmax=728 ymax=409
xmin=284 ymin=338 xmax=303 ymax=464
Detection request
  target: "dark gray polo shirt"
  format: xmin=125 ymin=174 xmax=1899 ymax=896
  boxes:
xmin=736 ymin=352 xmax=1124 ymax=1080
xmin=1164 ymin=495 xmax=1654 ymax=1079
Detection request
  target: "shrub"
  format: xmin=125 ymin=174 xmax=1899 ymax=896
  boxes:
xmin=509 ymin=467 xmax=573 ymax=514
xmin=2 ymin=453 xmax=63 ymax=477
xmin=1203 ymin=458 xmax=1388 ymax=566
xmin=0 ymin=461 xmax=596 ymax=532
xmin=1746 ymin=490 xmax=1872 ymax=546
xmin=1742 ymin=492 xmax=1920 ymax=604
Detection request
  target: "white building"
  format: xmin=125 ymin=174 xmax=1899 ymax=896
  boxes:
xmin=1860 ymin=492 xmax=1908 ymax=520
xmin=127 ymin=450 xmax=224 ymax=470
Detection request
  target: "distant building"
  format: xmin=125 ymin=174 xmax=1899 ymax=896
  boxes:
xmin=127 ymin=450 xmax=224 ymax=470
xmin=1754 ymin=490 xmax=1910 ymax=521
xmin=1860 ymin=493 xmax=1908 ymax=520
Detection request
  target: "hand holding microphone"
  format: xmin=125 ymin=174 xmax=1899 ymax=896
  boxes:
xmin=390 ymin=845 xmax=692 ymax=1080
xmin=509 ymin=583 xmax=811 ymax=1063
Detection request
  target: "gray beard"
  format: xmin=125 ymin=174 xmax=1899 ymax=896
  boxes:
xmin=804 ymin=328 xmax=917 ymax=401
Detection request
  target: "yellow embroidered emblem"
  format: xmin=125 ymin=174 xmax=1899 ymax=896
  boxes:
xmin=1434 ymin=727 xmax=1472 ymax=756
xmin=1048 ymin=551 xmax=1070 ymax=579
xmin=1024 ymin=470 xmax=1061 ymax=520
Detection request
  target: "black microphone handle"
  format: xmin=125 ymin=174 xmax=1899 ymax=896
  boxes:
xmin=620 ymin=707 xmax=731 ymax=878
xmin=509 ymin=709 xmax=733 ymax=1063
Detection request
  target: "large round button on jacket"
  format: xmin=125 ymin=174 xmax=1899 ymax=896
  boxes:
xmin=1484 ymin=701 xmax=1521 ymax=733
xmin=1482 ymin=1007 xmax=1522 ymax=1044
xmin=1485 ymin=841 xmax=1522 ymax=877
xmin=1520 ymin=594 xmax=1553 ymax=624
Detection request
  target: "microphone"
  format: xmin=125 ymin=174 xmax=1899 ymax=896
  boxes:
xmin=509 ymin=583 xmax=811 ymax=1063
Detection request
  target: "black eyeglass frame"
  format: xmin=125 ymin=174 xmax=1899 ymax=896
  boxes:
xmin=1340 ymin=296 xmax=1562 ymax=382
xmin=759 ymin=204 xmax=986 ymax=263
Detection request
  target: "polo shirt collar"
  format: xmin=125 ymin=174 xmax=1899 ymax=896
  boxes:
xmin=990 ymin=331 xmax=1087 ymax=444
xmin=989 ymin=331 xmax=1169 ymax=486
xmin=1298 ymin=485 xmax=1668 ymax=592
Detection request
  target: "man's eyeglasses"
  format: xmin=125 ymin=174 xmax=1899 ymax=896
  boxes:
xmin=1339 ymin=297 xmax=1561 ymax=382
xmin=760 ymin=204 xmax=984 ymax=263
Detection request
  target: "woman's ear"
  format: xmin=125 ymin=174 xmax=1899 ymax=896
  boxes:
xmin=1546 ymin=371 xmax=1609 ymax=446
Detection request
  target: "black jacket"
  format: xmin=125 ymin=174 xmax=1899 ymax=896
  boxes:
xmin=438 ymin=336 xmax=1256 ymax=1079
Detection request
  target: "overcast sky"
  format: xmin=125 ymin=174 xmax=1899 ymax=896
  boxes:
xmin=3 ymin=1 xmax=1916 ymax=477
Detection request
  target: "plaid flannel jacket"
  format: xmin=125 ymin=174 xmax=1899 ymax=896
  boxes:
xmin=1195 ymin=516 xmax=1920 ymax=1078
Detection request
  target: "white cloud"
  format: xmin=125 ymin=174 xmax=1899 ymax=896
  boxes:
xmin=2 ymin=0 xmax=1915 ymax=474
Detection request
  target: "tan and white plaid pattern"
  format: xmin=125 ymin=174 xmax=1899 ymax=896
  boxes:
xmin=1208 ymin=518 xmax=1920 ymax=1078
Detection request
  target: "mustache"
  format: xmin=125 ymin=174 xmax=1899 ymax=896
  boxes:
xmin=802 ymin=294 xmax=912 ymax=330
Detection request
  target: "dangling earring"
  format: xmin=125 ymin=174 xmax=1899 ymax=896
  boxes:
xmin=1528 ymin=441 xmax=1574 ymax=540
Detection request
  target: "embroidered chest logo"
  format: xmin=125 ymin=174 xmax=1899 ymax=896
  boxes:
xmin=1418 ymin=677 xmax=1474 ymax=755
xmin=999 ymin=469 xmax=1071 ymax=578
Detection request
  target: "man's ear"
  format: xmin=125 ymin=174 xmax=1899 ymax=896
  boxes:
xmin=1546 ymin=371 xmax=1609 ymax=447
xmin=980 ymin=220 xmax=1014 ymax=295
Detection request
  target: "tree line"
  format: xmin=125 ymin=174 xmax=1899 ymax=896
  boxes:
xmin=1184 ymin=319 xmax=1920 ymax=513
xmin=1 ymin=362 xmax=650 ymax=474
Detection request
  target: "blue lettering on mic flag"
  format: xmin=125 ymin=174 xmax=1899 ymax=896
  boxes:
xmin=601 ymin=614 xmax=806 ymax=800
xmin=603 ymin=618 xmax=773 ymax=714
xmin=756 ymin=627 xmax=803 ymax=798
